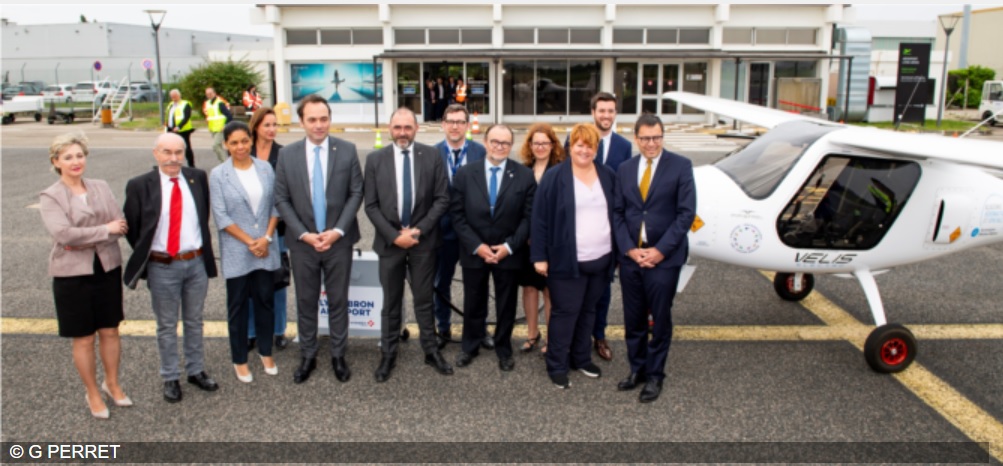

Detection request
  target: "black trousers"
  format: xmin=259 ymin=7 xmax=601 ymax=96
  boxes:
xmin=460 ymin=265 xmax=519 ymax=359
xmin=226 ymin=269 xmax=274 ymax=364
xmin=378 ymin=249 xmax=437 ymax=356
xmin=620 ymin=261 xmax=681 ymax=380
xmin=178 ymin=130 xmax=195 ymax=167
xmin=545 ymin=253 xmax=611 ymax=375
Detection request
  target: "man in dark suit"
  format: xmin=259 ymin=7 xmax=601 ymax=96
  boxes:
xmin=123 ymin=133 xmax=219 ymax=403
xmin=564 ymin=91 xmax=633 ymax=362
xmin=433 ymin=104 xmax=487 ymax=349
xmin=364 ymin=107 xmax=453 ymax=382
xmin=450 ymin=125 xmax=535 ymax=372
xmin=274 ymin=94 xmax=364 ymax=385
xmin=612 ymin=113 xmax=696 ymax=403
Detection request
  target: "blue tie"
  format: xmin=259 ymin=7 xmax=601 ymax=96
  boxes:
xmin=401 ymin=149 xmax=412 ymax=228
xmin=489 ymin=166 xmax=500 ymax=217
xmin=312 ymin=145 xmax=326 ymax=232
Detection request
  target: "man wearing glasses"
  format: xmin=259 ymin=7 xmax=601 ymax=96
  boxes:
xmin=450 ymin=125 xmax=536 ymax=372
xmin=433 ymin=104 xmax=487 ymax=350
xmin=611 ymin=113 xmax=695 ymax=403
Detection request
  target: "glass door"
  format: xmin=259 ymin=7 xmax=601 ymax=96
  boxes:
xmin=749 ymin=62 xmax=772 ymax=107
xmin=640 ymin=64 xmax=660 ymax=114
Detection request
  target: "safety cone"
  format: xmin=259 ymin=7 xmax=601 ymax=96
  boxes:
xmin=374 ymin=129 xmax=383 ymax=149
xmin=465 ymin=128 xmax=473 ymax=141
xmin=471 ymin=112 xmax=480 ymax=134
xmin=953 ymin=131 xmax=959 ymax=137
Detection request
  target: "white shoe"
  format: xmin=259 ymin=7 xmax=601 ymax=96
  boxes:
xmin=260 ymin=355 xmax=278 ymax=376
xmin=100 ymin=381 xmax=133 ymax=407
xmin=234 ymin=364 xmax=253 ymax=383
xmin=86 ymin=394 xmax=109 ymax=419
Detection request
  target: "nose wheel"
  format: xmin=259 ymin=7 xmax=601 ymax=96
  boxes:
xmin=864 ymin=324 xmax=916 ymax=373
xmin=773 ymin=272 xmax=814 ymax=301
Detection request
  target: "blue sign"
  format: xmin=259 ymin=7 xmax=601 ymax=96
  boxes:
xmin=93 ymin=61 xmax=102 ymax=71
xmin=142 ymin=59 xmax=154 ymax=70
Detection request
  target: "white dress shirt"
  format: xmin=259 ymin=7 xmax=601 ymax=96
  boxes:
xmin=152 ymin=170 xmax=202 ymax=254
xmin=476 ymin=158 xmax=512 ymax=255
xmin=637 ymin=153 xmax=662 ymax=245
xmin=600 ymin=133 xmax=612 ymax=165
xmin=394 ymin=144 xmax=417 ymax=226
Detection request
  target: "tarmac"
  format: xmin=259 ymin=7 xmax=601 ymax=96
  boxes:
xmin=1 ymin=119 xmax=1002 ymax=464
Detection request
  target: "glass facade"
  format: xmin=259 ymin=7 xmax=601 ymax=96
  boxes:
xmin=615 ymin=62 xmax=639 ymax=114
xmin=503 ymin=60 xmax=599 ymax=116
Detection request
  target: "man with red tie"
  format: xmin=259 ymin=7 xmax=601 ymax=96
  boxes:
xmin=123 ymin=133 xmax=219 ymax=403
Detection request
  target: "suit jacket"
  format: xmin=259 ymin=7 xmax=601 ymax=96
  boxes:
xmin=530 ymin=159 xmax=617 ymax=280
xmin=209 ymin=157 xmax=280 ymax=279
xmin=364 ymin=142 xmax=449 ymax=255
xmin=564 ymin=130 xmax=633 ymax=173
xmin=613 ymin=149 xmax=696 ymax=269
xmin=435 ymin=139 xmax=486 ymax=240
xmin=122 ymin=167 xmax=217 ymax=289
xmin=274 ymin=136 xmax=364 ymax=244
xmin=252 ymin=141 xmax=285 ymax=236
xmin=39 ymin=178 xmax=124 ymax=277
xmin=450 ymin=159 xmax=536 ymax=270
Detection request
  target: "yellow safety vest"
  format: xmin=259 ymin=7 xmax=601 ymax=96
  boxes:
xmin=166 ymin=100 xmax=193 ymax=132
xmin=204 ymin=98 xmax=227 ymax=133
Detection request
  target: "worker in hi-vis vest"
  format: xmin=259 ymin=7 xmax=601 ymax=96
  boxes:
xmin=455 ymin=78 xmax=467 ymax=105
xmin=165 ymin=89 xmax=196 ymax=167
xmin=203 ymin=87 xmax=233 ymax=162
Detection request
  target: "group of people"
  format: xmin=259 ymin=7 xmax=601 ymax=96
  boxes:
xmin=424 ymin=76 xmax=468 ymax=122
xmin=165 ymin=83 xmax=266 ymax=168
xmin=40 ymin=90 xmax=694 ymax=420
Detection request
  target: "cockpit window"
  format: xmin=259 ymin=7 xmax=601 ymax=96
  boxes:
xmin=715 ymin=121 xmax=838 ymax=199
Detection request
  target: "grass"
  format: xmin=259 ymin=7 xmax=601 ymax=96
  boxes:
xmin=850 ymin=119 xmax=977 ymax=132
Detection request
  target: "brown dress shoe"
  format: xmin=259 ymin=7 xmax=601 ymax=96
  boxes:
xmin=594 ymin=338 xmax=613 ymax=361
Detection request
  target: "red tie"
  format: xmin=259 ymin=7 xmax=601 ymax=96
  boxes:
xmin=167 ymin=178 xmax=182 ymax=257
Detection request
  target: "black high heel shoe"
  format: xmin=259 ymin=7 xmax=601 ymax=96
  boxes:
xmin=520 ymin=334 xmax=540 ymax=353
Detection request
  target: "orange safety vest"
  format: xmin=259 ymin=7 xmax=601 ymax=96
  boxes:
xmin=455 ymin=84 xmax=467 ymax=103
xmin=243 ymin=91 xmax=262 ymax=110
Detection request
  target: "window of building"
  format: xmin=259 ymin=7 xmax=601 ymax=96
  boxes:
xmin=462 ymin=29 xmax=492 ymax=45
xmin=647 ymin=29 xmax=679 ymax=44
xmin=723 ymin=27 xmax=753 ymax=45
xmin=774 ymin=61 xmax=817 ymax=78
xmin=787 ymin=28 xmax=817 ymax=45
xmin=320 ymin=30 xmax=351 ymax=45
xmin=429 ymin=29 xmax=460 ymax=45
xmin=613 ymin=29 xmax=644 ymax=44
xmin=503 ymin=61 xmax=535 ymax=114
xmin=755 ymin=29 xmax=787 ymax=45
xmin=503 ymin=60 xmax=600 ymax=116
xmin=537 ymin=60 xmax=568 ymax=114
xmin=395 ymin=29 xmax=426 ymax=45
xmin=538 ymin=28 xmax=569 ymax=44
xmin=682 ymin=63 xmax=707 ymax=114
xmin=615 ymin=62 xmax=639 ymax=114
xmin=569 ymin=60 xmax=600 ymax=114
xmin=777 ymin=155 xmax=920 ymax=250
xmin=504 ymin=28 xmax=535 ymax=44
xmin=679 ymin=28 xmax=711 ymax=44
xmin=570 ymin=28 xmax=601 ymax=44
xmin=464 ymin=62 xmax=491 ymax=114
xmin=719 ymin=60 xmax=748 ymax=101
xmin=398 ymin=62 xmax=422 ymax=117
xmin=286 ymin=29 xmax=318 ymax=46
xmin=353 ymin=29 xmax=383 ymax=45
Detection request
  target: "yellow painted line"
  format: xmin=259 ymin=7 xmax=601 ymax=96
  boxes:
xmin=758 ymin=271 xmax=1003 ymax=462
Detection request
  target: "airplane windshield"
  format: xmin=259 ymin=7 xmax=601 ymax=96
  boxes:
xmin=715 ymin=121 xmax=839 ymax=199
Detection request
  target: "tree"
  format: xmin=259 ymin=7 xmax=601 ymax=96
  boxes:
xmin=947 ymin=65 xmax=996 ymax=108
xmin=176 ymin=59 xmax=263 ymax=112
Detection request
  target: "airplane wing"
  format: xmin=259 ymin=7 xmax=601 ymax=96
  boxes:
xmin=828 ymin=127 xmax=1003 ymax=171
xmin=663 ymin=91 xmax=834 ymax=129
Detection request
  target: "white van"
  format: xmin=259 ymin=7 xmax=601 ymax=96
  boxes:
xmin=980 ymin=80 xmax=1002 ymax=126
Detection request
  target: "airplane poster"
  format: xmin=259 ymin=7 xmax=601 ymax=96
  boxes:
xmin=290 ymin=62 xmax=383 ymax=104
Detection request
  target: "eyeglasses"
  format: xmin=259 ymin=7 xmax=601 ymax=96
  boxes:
xmin=488 ymin=140 xmax=513 ymax=148
xmin=443 ymin=119 xmax=467 ymax=126
xmin=531 ymin=142 xmax=553 ymax=148
xmin=637 ymin=136 xmax=664 ymax=145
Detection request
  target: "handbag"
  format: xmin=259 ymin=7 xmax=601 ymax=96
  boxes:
xmin=274 ymin=251 xmax=291 ymax=289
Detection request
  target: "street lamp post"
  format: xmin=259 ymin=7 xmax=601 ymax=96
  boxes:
xmin=937 ymin=14 xmax=960 ymax=128
xmin=145 ymin=10 xmax=167 ymax=127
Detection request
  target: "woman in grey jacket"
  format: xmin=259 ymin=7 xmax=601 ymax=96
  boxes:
xmin=209 ymin=121 xmax=280 ymax=383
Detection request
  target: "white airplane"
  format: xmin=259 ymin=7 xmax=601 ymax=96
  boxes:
xmin=664 ymin=91 xmax=1003 ymax=373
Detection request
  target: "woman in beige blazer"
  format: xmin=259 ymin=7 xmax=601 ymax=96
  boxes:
xmin=39 ymin=132 xmax=133 ymax=419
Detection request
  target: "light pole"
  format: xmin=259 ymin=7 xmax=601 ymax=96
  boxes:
xmin=937 ymin=14 xmax=960 ymax=128
xmin=145 ymin=9 xmax=167 ymax=126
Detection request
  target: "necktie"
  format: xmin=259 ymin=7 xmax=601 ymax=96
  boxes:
xmin=595 ymin=139 xmax=606 ymax=166
xmin=639 ymin=159 xmax=652 ymax=247
xmin=489 ymin=166 xmax=500 ymax=217
xmin=312 ymin=146 xmax=326 ymax=232
xmin=401 ymin=150 xmax=412 ymax=227
xmin=167 ymin=178 xmax=182 ymax=257
xmin=452 ymin=149 xmax=461 ymax=167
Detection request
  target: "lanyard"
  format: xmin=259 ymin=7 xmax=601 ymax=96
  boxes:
xmin=447 ymin=142 xmax=468 ymax=179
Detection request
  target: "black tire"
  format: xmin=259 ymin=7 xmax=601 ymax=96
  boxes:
xmin=47 ymin=117 xmax=54 ymax=124
xmin=3 ymin=114 xmax=13 ymax=124
xmin=864 ymin=324 xmax=916 ymax=373
xmin=34 ymin=113 xmax=42 ymax=122
xmin=773 ymin=272 xmax=814 ymax=301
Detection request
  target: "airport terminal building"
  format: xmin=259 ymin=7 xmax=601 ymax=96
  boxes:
xmin=252 ymin=3 xmax=847 ymax=124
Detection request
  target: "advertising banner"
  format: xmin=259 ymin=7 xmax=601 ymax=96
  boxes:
xmin=291 ymin=62 xmax=383 ymax=104
xmin=894 ymin=43 xmax=931 ymax=124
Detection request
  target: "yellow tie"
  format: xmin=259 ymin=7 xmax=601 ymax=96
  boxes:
xmin=638 ymin=158 xmax=652 ymax=247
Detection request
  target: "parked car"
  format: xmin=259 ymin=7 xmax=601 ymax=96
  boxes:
xmin=126 ymin=82 xmax=162 ymax=102
xmin=42 ymin=84 xmax=74 ymax=103
xmin=3 ymin=83 xmax=44 ymax=100
xmin=72 ymin=81 xmax=115 ymax=104
xmin=19 ymin=81 xmax=45 ymax=95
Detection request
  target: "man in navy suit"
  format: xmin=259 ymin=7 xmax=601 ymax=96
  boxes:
xmin=565 ymin=92 xmax=632 ymax=362
xmin=612 ymin=113 xmax=695 ymax=403
xmin=433 ymin=104 xmax=487 ymax=349
xmin=450 ymin=125 xmax=535 ymax=372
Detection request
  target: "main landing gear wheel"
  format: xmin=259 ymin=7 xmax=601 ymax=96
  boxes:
xmin=773 ymin=273 xmax=814 ymax=301
xmin=864 ymin=324 xmax=916 ymax=373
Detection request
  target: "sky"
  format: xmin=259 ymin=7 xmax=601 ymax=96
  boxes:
xmin=1 ymin=2 xmax=1000 ymax=38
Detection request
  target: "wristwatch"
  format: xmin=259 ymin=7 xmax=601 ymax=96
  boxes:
xmin=265 ymin=235 xmax=273 ymax=243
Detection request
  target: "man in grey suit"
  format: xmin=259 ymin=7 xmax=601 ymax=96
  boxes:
xmin=274 ymin=94 xmax=364 ymax=384
xmin=364 ymin=107 xmax=453 ymax=382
